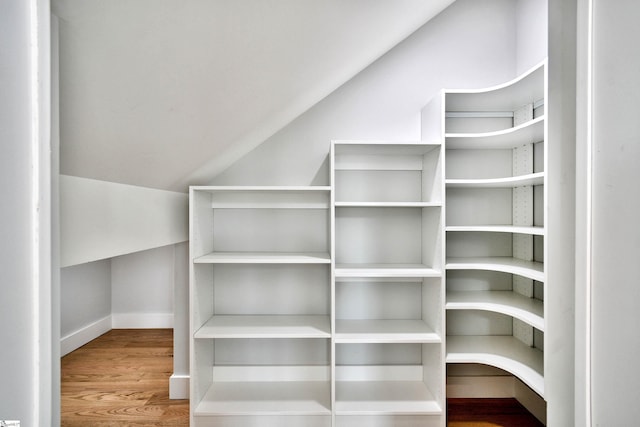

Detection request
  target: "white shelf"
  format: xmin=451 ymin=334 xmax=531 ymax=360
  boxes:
xmin=195 ymin=380 xmax=331 ymax=416
xmin=445 ymin=116 xmax=544 ymax=149
xmin=192 ymin=185 xmax=332 ymax=192
xmin=445 ymin=61 xmax=545 ymax=113
xmin=446 ymin=172 xmax=544 ymax=188
xmin=335 ymin=381 xmax=442 ymax=415
xmin=195 ymin=315 xmax=331 ymax=339
xmin=446 ymin=225 xmax=545 ymax=236
xmin=446 ymin=291 xmax=544 ymax=331
xmin=335 ymin=201 xmax=441 ymax=208
xmin=335 ymin=264 xmax=441 ymax=278
xmin=333 ymin=140 xmax=440 ymax=155
xmin=335 ymin=319 xmax=441 ymax=343
xmin=446 ymin=257 xmax=544 ymax=282
xmin=446 ymin=335 xmax=544 ymax=397
xmin=194 ymin=252 xmax=331 ymax=264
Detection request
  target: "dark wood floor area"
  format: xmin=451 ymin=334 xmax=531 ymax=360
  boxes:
xmin=448 ymin=398 xmax=544 ymax=427
xmin=61 ymin=329 xmax=189 ymax=426
xmin=62 ymin=329 xmax=543 ymax=426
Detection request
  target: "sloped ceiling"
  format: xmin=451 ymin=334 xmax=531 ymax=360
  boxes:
xmin=54 ymin=0 xmax=455 ymax=191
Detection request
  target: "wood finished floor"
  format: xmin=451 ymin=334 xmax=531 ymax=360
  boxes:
xmin=61 ymin=329 xmax=189 ymax=426
xmin=62 ymin=329 xmax=543 ymax=426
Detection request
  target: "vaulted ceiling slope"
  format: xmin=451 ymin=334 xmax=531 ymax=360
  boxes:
xmin=54 ymin=0 xmax=455 ymax=191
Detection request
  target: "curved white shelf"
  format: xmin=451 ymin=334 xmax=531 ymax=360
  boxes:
xmin=446 ymin=257 xmax=544 ymax=282
xmin=446 ymin=172 xmax=544 ymax=188
xmin=445 ymin=116 xmax=544 ymax=150
xmin=446 ymin=335 xmax=544 ymax=397
xmin=335 ymin=319 xmax=441 ymax=343
xmin=335 ymin=264 xmax=441 ymax=278
xmin=446 ymin=225 xmax=545 ymax=236
xmin=335 ymin=381 xmax=442 ymax=415
xmin=446 ymin=291 xmax=544 ymax=331
xmin=194 ymin=252 xmax=331 ymax=264
xmin=445 ymin=61 xmax=545 ymax=112
xmin=195 ymin=380 xmax=331 ymax=416
xmin=195 ymin=315 xmax=331 ymax=339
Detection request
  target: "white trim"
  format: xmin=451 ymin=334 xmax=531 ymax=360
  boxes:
xmin=60 ymin=315 xmax=112 ymax=356
xmin=585 ymin=0 xmax=594 ymax=422
xmin=170 ymin=374 xmax=190 ymax=399
xmin=111 ymin=312 xmax=174 ymax=329
xmin=29 ymin=0 xmax=42 ymax=423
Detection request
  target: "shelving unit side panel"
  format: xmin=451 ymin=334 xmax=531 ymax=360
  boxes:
xmin=192 ymin=339 xmax=215 ymax=405
xmin=329 ymin=140 xmax=337 ymax=426
xmin=190 ymin=189 xmax=214 ymax=258
xmin=192 ymin=264 xmax=215 ymax=329
xmin=422 ymin=278 xmax=443 ymax=338
xmin=422 ymin=342 xmax=445 ymax=407
xmin=422 ymin=142 xmax=444 ymax=203
xmin=422 ymin=207 xmax=444 ymax=270
xmin=421 ymin=90 xmax=444 ymax=145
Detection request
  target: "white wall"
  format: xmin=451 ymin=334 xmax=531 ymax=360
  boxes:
xmin=59 ymin=244 xmax=183 ymax=355
xmin=516 ymin=0 xmax=548 ymax=74
xmin=589 ymin=0 xmax=640 ymax=424
xmin=0 ymin=0 xmax=53 ymax=425
xmin=60 ymin=260 xmax=112 ymax=355
xmin=211 ymin=0 xmax=519 ymax=186
xmin=60 ymin=175 xmax=189 ymax=267
xmin=111 ymin=245 xmax=176 ymax=328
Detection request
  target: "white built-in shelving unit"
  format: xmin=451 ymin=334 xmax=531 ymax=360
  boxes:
xmin=430 ymin=60 xmax=547 ymax=399
xmin=331 ymin=141 xmax=445 ymax=427
xmin=189 ymin=62 xmax=547 ymax=426
xmin=190 ymin=186 xmax=333 ymax=427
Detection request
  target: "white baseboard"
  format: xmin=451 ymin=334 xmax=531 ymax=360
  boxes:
xmin=111 ymin=312 xmax=174 ymax=329
xmin=170 ymin=374 xmax=190 ymax=399
xmin=60 ymin=315 xmax=112 ymax=356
